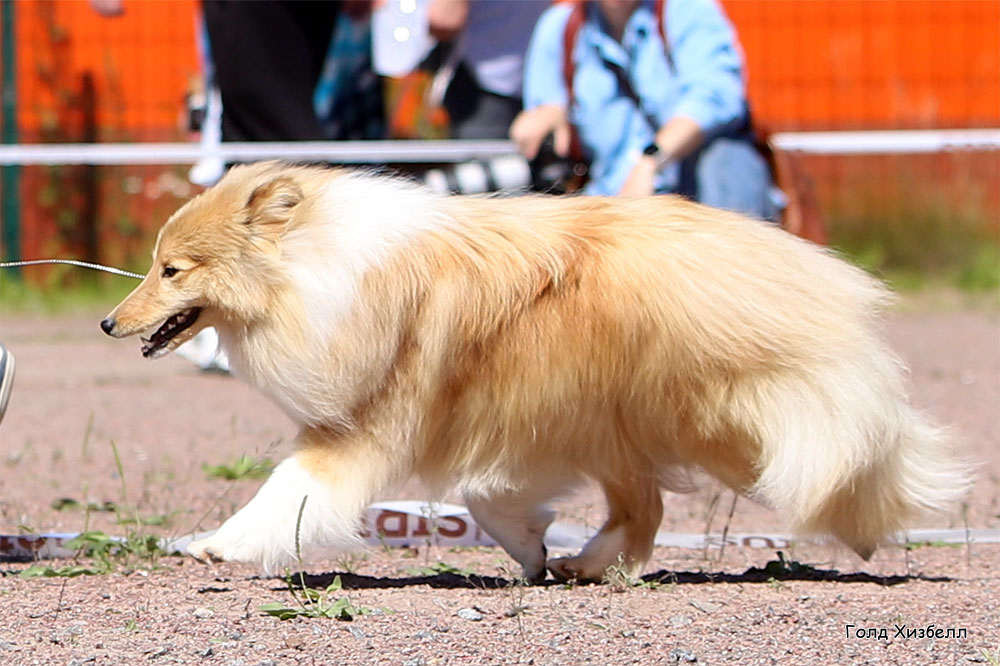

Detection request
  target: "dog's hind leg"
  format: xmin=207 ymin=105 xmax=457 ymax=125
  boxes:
xmin=188 ymin=426 xmax=401 ymax=573
xmin=547 ymin=474 xmax=662 ymax=583
xmin=465 ymin=489 xmax=557 ymax=584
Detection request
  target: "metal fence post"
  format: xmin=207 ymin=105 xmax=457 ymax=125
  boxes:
xmin=1 ymin=0 xmax=22 ymax=272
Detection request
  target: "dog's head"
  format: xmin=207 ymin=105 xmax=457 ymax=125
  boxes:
xmin=100 ymin=163 xmax=305 ymax=358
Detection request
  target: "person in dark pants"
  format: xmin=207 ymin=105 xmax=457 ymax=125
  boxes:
xmin=93 ymin=0 xmax=370 ymax=141
xmin=201 ymin=1 xmax=341 ymax=142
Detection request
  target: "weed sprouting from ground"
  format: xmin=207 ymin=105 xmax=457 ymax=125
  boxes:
xmin=258 ymin=496 xmax=375 ymax=621
xmin=18 ymin=530 xmax=165 ymax=579
xmin=404 ymin=560 xmax=478 ymax=578
xmin=760 ymin=551 xmax=821 ymax=577
xmin=496 ymin=563 xmax=531 ymax=627
xmin=203 ymin=454 xmax=274 ymax=481
xmin=80 ymin=412 xmax=95 ymax=463
xmin=601 ymin=553 xmax=668 ymax=592
xmin=332 ymin=551 xmax=369 ymax=575
xmin=259 ymin=574 xmax=369 ymax=621
xmin=19 ymin=440 xmax=170 ymax=579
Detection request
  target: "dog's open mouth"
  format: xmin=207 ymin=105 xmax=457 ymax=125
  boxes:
xmin=141 ymin=307 xmax=202 ymax=358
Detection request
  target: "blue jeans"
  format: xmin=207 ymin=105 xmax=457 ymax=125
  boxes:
xmin=675 ymin=136 xmax=783 ymax=222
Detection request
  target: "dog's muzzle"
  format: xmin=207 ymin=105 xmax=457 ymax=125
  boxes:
xmin=100 ymin=308 xmax=203 ymax=358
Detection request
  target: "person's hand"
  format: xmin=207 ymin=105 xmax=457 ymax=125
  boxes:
xmin=509 ymin=104 xmax=571 ymax=161
xmin=619 ymin=155 xmax=658 ymax=197
xmin=619 ymin=117 xmax=705 ymax=196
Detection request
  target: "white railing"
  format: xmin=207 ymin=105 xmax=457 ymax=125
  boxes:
xmin=0 ymin=129 xmax=998 ymax=166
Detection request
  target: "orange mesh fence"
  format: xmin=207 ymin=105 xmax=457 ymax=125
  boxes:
xmin=11 ymin=0 xmax=199 ymax=142
xmin=731 ymin=0 xmax=999 ymax=130
xmin=7 ymin=0 xmax=997 ymax=138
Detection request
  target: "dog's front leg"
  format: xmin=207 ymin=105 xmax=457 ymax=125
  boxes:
xmin=188 ymin=427 xmax=399 ymax=574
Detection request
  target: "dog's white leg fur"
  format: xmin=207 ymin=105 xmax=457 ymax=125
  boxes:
xmin=187 ymin=455 xmax=350 ymax=573
xmin=464 ymin=492 xmax=556 ymax=583
xmin=188 ymin=430 xmax=398 ymax=574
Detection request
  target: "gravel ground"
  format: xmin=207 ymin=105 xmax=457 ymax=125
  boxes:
xmin=0 ymin=293 xmax=997 ymax=665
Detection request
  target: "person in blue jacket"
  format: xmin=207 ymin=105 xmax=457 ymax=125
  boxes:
xmin=510 ymin=0 xmax=780 ymax=220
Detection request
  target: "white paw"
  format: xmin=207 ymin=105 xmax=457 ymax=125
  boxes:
xmin=186 ymin=534 xmax=226 ymax=564
xmin=547 ymin=555 xmax=593 ymax=583
xmin=185 ymin=456 xmax=363 ymax=573
xmin=185 ymin=510 xmax=297 ymax=571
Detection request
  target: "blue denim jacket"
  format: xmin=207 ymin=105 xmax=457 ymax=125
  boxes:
xmin=522 ymin=0 xmax=748 ymax=195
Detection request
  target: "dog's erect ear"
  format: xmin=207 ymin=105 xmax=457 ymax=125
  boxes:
xmin=245 ymin=177 xmax=303 ymax=238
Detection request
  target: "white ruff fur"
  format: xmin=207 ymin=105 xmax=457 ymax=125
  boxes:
xmin=281 ymin=173 xmax=450 ymax=334
xmin=220 ymin=173 xmax=451 ymax=427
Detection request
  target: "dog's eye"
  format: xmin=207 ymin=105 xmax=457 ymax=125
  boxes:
xmin=161 ymin=266 xmax=179 ymax=279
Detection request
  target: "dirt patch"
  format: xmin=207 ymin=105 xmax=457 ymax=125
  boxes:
xmin=0 ymin=298 xmax=998 ymax=664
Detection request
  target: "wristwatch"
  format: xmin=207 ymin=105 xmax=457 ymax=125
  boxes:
xmin=643 ymin=142 xmax=670 ymax=170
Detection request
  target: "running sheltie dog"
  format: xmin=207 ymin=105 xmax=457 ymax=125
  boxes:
xmin=101 ymin=162 xmax=969 ymax=582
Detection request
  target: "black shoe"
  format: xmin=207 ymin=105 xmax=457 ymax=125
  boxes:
xmin=0 ymin=343 xmax=15 ymax=425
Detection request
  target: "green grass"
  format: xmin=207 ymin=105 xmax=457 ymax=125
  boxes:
xmin=203 ymin=454 xmax=275 ymax=482
xmin=404 ymin=561 xmax=478 ymax=578
xmin=18 ymin=530 xmax=165 ymax=579
xmin=0 ymin=273 xmax=139 ymax=314
xmin=259 ymin=574 xmax=372 ymax=621
xmin=827 ymin=202 xmax=999 ymax=293
xmin=905 ymin=540 xmax=963 ymax=551
xmin=19 ymin=440 xmax=169 ymax=580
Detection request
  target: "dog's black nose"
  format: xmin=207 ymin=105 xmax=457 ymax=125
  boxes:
xmin=100 ymin=318 xmax=115 ymax=335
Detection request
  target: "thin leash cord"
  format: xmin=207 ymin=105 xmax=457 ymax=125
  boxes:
xmin=0 ymin=259 xmax=145 ymax=280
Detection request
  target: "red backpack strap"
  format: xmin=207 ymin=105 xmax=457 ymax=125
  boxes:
xmin=562 ymin=1 xmax=584 ymax=97
xmin=562 ymin=1 xmax=586 ymax=164
xmin=564 ymin=1 xmax=672 ymax=85
xmin=654 ymin=0 xmax=674 ymax=71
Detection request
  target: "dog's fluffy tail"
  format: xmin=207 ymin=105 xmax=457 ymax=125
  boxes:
xmin=803 ymin=406 xmax=971 ymax=559
xmin=743 ymin=339 xmax=972 ymax=558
